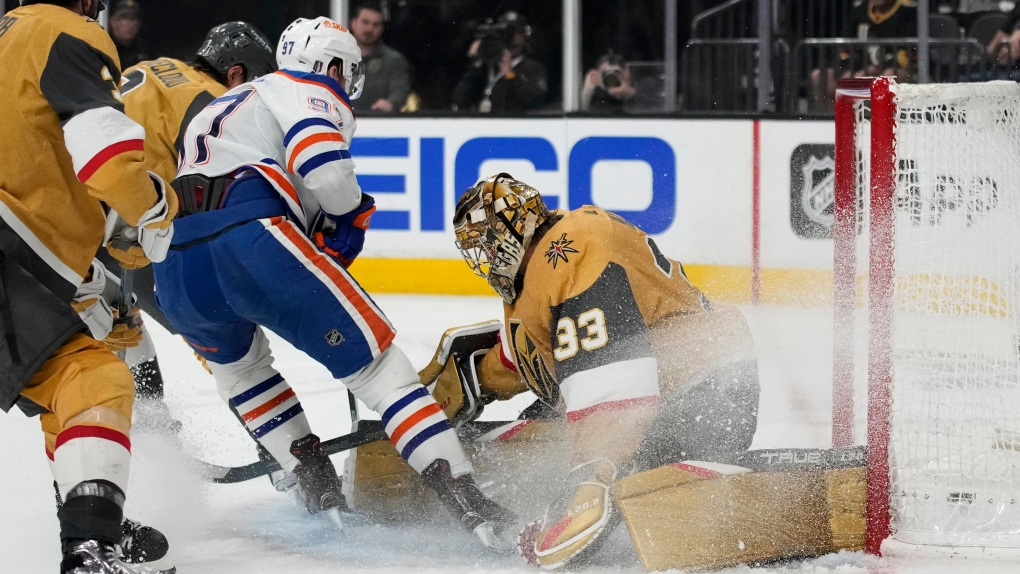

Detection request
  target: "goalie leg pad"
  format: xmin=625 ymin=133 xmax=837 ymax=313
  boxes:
xmin=614 ymin=462 xmax=866 ymax=571
xmin=342 ymin=436 xmax=440 ymax=522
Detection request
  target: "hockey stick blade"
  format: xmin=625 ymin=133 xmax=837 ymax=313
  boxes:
xmin=199 ymin=424 xmax=388 ymax=484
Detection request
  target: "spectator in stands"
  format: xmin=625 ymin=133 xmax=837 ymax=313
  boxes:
xmin=986 ymin=4 xmax=1020 ymax=65
xmin=350 ymin=2 xmax=413 ymax=114
xmin=810 ymin=0 xmax=917 ymax=111
xmin=581 ymin=52 xmax=636 ymax=114
xmin=852 ymin=0 xmax=917 ymax=79
xmin=108 ymin=0 xmax=149 ymax=69
xmin=453 ymin=11 xmax=548 ymax=113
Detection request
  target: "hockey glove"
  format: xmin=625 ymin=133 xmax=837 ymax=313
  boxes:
xmin=71 ymin=259 xmax=115 ymax=341
xmin=105 ymin=305 xmax=144 ymax=352
xmin=312 ymin=193 xmax=376 ymax=268
xmin=518 ymin=458 xmax=619 ymax=569
xmin=106 ymin=172 xmax=178 ymax=269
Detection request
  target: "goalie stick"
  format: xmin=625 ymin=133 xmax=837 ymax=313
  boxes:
xmin=198 ymin=414 xmax=866 ymax=483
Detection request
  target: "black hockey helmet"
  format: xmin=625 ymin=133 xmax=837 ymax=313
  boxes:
xmin=195 ymin=21 xmax=277 ymax=82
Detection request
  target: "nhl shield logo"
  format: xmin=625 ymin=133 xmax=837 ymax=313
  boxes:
xmin=325 ymin=329 xmax=344 ymax=346
xmin=790 ymin=144 xmax=836 ymax=239
xmin=801 ymin=155 xmax=835 ymax=227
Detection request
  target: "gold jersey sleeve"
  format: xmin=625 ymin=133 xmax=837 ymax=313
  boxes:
xmin=121 ymin=58 xmax=226 ymax=183
xmin=503 ymin=206 xmax=716 ymax=407
xmin=0 ymin=5 xmax=157 ymax=286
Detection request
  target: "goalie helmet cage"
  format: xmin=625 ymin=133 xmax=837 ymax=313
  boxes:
xmin=833 ymin=77 xmax=1020 ymax=555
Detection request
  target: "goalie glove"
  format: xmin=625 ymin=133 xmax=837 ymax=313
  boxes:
xmin=518 ymin=458 xmax=620 ymax=570
xmin=312 ymin=193 xmax=376 ymax=268
xmin=105 ymin=172 xmax=177 ymax=269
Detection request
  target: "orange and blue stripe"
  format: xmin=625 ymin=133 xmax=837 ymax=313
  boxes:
xmin=229 ymin=373 xmax=305 ymax=438
xmin=282 ymin=116 xmax=350 ymax=178
xmin=381 ymin=387 xmax=454 ymax=461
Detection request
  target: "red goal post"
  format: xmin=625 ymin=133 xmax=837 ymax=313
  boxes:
xmin=833 ymin=77 xmax=1020 ymax=555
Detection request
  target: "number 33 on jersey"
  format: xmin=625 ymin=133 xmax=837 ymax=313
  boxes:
xmin=502 ymin=206 xmax=713 ymax=419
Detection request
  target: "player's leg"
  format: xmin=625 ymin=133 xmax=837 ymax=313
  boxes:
xmin=219 ymin=217 xmax=515 ymax=542
xmin=20 ymin=334 xmax=151 ymax=573
xmin=636 ymin=359 xmax=760 ymax=470
xmin=152 ymin=243 xmax=340 ymax=515
xmin=96 ymin=249 xmax=178 ymax=433
xmin=204 ymin=328 xmax=345 ymax=513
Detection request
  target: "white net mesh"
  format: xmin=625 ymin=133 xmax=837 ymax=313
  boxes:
xmin=852 ymin=81 xmax=1020 ymax=546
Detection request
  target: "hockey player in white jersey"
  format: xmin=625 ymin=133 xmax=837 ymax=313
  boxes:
xmin=152 ymin=16 xmax=515 ymax=546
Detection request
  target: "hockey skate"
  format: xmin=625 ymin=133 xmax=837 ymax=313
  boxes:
xmin=118 ymin=518 xmax=175 ymax=574
xmin=61 ymin=539 xmax=140 ymax=574
xmin=289 ymin=434 xmax=350 ymax=529
xmin=421 ymin=459 xmax=518 ymax=551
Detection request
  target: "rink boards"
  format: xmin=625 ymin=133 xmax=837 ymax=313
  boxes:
xmin=348 ymin=117 xmax=835 ymax=305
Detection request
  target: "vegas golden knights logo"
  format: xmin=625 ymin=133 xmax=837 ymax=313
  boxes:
xmin=509 ymin=320 xmax=559 ymax=405
xmin=545 ymin=233 xmax=579 ymax=269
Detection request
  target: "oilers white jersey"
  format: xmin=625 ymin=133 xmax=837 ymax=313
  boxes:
xmin=177 ymin=69 xmax=361 ymax=230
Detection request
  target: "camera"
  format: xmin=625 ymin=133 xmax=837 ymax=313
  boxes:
xmin=474 ymin=20 xmax=511 ymax=67
xmin=602 ymin=64 xmax=622 ymax=89
xmin=472 ymin=12 xmax=530 ymax=68
xmin=598 ymin=52 xmax=626 ymax=89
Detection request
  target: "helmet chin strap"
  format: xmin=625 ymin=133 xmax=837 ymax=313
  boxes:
xmin=520 ymin=212 xmax=539 ymax=253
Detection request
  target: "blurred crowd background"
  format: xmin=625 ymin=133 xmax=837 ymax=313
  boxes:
xmin=4 ymin=0 xmax=1019 ymax=116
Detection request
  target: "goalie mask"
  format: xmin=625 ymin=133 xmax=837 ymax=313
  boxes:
xmin=453 ymin=174 xmax=550 ymax=305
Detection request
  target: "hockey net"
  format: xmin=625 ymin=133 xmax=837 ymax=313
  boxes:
xmin=833 ymin=78 xmax=1020 ymax=554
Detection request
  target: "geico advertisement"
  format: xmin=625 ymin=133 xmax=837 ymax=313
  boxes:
xmin=351 ymin=118 xmax=835 ymax=272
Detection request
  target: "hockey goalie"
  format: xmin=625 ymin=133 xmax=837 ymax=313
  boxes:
xmin=343 ymin=174 xmax=866 ymax=570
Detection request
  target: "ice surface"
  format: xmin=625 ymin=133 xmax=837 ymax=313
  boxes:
xmin=2 ymin=295 xmax=1018 ymax=572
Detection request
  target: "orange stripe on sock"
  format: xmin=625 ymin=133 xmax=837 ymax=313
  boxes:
xmin=389 ymin=403 xmax=443 ymax=446
xmin=242 ymin=388 xmax=296 ymax=423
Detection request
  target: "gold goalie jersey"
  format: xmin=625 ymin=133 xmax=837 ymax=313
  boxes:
xmin=0 ymin=4 xmax=158 ymax=285
xmin=121 ymin=58 xmax=226 ymax=183
xmin=494 ymin=206 xmax=754 ymax=420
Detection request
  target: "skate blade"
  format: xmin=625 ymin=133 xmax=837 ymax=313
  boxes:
xmin=130 ymin=555 xmax=176 ymax=574
xmin=473 ymin=522 xmax=515 ymax=553
xmin=324 ymin=507 xmax=345 ymax=532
